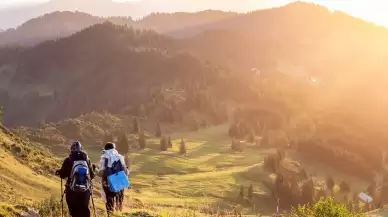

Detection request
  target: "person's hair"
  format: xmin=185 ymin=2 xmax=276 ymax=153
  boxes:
xmin=104 ymin=142 xmax=116 ymax=150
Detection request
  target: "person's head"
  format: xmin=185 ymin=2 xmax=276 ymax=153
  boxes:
xmin=104 ymin=142 xmax=116 ymax=150
xmin=70 ymin=141 xmax=82 ymax=152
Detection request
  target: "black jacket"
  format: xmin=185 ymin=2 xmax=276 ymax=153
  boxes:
xmin=58 ymin=151 xmax=95 ymax=188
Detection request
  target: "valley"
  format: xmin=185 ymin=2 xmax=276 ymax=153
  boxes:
xmin=1 ymin=1 xmax=388 ymax=217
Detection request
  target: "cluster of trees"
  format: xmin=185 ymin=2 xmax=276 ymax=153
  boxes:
xmin=102 ymin=119 xmax=187 ymax=155
xmin=239 ymin=184 xmax=254 ymax=202
xmin=160 ymin=135 xmax=186 ymax=155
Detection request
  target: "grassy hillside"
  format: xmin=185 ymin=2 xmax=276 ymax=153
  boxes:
xmin=14 ymin=115 xmax=373 ymax=216
xmin=0 ymin=124 xmax=60 ymax=203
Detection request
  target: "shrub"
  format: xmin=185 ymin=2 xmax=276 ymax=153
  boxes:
xmin=34 ymin=197 xmax=69 ymax=217
xmin=288 ymin=197 xmax=365 ymax=217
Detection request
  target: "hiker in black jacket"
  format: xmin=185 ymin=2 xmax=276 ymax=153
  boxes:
xmin=55 ymin=141 xmax=96 ymax=217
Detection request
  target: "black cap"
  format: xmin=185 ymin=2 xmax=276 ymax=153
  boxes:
xmin=104 ymin=142 xmax=116 ymax=150
xmin=70 ymin=141 xmax=82 ymax=152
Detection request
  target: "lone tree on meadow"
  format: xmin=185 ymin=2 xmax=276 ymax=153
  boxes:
xmin=248 ymin=184 xmax=253 ymax=201
xmin=138 ymin=130 xmax=146 ymax=149
xmin=168 ymin=136 xmax=173 ymax=148
xmin=132 ymin=118 xmax=140 ymax=133
xmin=239 ymin=185 xmax=244 ymax=200
xmin=156 ymin=122 xmax=162 ymax=138
xmin=117 ymin=133 xmax=129 ymax=154
xmin=179 ymin=138 xmax=187 ymax=155
xmin=160 ymin=135 xmax=168 ymax=151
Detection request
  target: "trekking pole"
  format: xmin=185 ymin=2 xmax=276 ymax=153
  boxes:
xmin=60 ymin=179 xmax=64 ymax=217
xmin=90 ymin=182 xmax=97 ymax=217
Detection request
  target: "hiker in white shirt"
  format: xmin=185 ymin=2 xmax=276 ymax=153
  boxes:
xmin=97 ymin=142 xmax=129 ymax=216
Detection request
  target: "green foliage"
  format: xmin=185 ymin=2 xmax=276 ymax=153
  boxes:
xmin=0 ymin=203 xmax=22 ymax=217
xmin=156 ymin=122 xmax=162 ymax=138
xmin=117 ymin=132 xmax=129 ymax=154
xmin=34 ymin=197 xmax=69 ymax=217
xmin=288 ymin=197 xmax=365 ymax=217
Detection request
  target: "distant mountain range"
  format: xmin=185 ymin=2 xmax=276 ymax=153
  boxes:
xmin=0 ymin=0 xmax=268 ymax=30
xmin=1 ymin=2 xmax=388 ymax=127
xmin=0 ymin=10 xmax=237 ymax=46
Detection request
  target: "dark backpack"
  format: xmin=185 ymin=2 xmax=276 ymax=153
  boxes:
xmin=68 ymin=153 xmax=91 ymax=193
xmin=102 ymin=158 xmax=124 ymax=187
xmin=105 ymin=158 xmax=124 ymax=176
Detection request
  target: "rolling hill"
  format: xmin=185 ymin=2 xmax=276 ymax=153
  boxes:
xmin=2 ymin=2 xmax=388 ymax=216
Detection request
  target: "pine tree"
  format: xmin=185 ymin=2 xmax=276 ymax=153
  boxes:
xmin=132 ymin=118 xmax=139 ymax=133
xmin=160 ymin=136 xmax=168 ymax=151
xmin=117 ymin=133 xmax=129 ymax=154
xmin=247 ymin=130 xmax=255 ymax=143
xmin=179 ymin=138 xmax=186 ymax=155
xmin=326 ymin=176 xmax=335 ymax=196
xmin=339 ymin=181 xmax=351 ymax=193
xmin=138 ymin=130 xmax=146 ymax=149
xmin=168 ymin=136 xmax=172 ymax=148
xmin=239 ymin=185 xmax=244 ymax=200
xmin=247 ymin=184 xmax=253 ymax=201
xmin=156 ymin=122 xmax=162 ymax=138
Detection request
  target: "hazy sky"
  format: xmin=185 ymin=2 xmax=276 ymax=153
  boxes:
xmin=1 ymin=0 xmax=387 ymax=27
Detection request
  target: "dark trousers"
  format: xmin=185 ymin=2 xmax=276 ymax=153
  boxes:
xmin=116 ymin=190 xmax=124 ymax=211
xmin=104 ymin=186 xmax=117 ymax=216
xmin=66 ymin=189 xmax=91 ymax=217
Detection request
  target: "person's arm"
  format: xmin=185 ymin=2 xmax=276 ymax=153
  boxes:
xmin=97 ymin=157 xmax=105 ymax=177
xmin=57 ymin=157 xmax=71 ymax=179
xmin=87 ymin=158 xmax=96 ymax=180
xmin=120 ymin=156 xmax=129 ymax=175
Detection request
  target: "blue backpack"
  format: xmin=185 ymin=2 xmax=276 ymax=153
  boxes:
xmin=69 ymin=160 xmax=90 ymax=192
xmin=104 ymin=158 xmax=129 ymax=192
